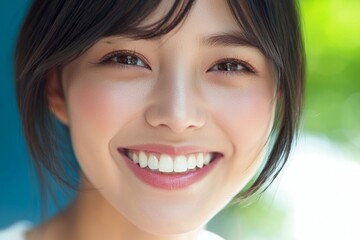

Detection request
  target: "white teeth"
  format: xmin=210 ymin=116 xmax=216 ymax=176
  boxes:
xmin=148 ymin=155 xmax=159 ymax=170
xmin=174 ymin=156 xmax=187 ymax=173
xmin=132 ymin=152 xmax=139 ymax=164
xmin=196 ymin=153 xmax=204 ymax=168
xmin=139 ymin=151 xmax=148 ymax=168
xmin=187 ymin=154 xmax=197 ymax=170
xmin=159 ymin=154 xmax=173 ymax=173
xmin=204 ymin=153 xmax=211 ymax=165
xmin=126 ymin=150 xmax=215 ymax=173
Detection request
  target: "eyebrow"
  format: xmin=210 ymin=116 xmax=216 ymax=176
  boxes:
xmin=201 ymin=31 xmax=257 ymax=48
xmin=102 ymin=31 xmax=258 ymax=49
xmin=102 ymin=36 xmax=161 ymax=44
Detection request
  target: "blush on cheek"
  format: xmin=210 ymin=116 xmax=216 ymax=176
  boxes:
xmin=221 ymin=101 xmax=274 ymax=162
xmin=65 ymin=83 xmax=130 ymax=190
xmin=68 ymin=82 xmax=135 ymax=138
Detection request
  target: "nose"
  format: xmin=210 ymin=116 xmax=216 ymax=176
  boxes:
xmin=144 ymin=71 xmax=207 ymax=133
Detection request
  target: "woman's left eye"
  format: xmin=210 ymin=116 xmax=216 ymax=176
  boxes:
xmin=98 ymin=50 xmax=150 ymax=69
xmin=208 ymin=59 xmax=256 ymax=74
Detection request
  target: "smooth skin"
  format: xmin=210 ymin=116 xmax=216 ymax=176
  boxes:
xmin=28 ymin=0 xmax=276 ymax=239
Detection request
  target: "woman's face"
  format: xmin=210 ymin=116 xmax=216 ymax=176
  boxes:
xmin=49 ymin=0 xmax=276 ymax=235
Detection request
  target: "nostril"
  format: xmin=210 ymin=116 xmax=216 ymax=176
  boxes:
xmin=144 ymin=103 xmax=207 ymax=133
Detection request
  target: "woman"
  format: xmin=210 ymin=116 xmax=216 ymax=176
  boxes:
xmin=2 ymin=0 xmax=304 ymax=239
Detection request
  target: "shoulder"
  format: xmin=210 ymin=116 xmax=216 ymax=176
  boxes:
xmin=0 ymin=221 xmax=32 ymax=240
xmin=199 ymin=229 xmax=225 ymax=240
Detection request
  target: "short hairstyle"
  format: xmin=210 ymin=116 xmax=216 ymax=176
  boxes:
xmin=14 ymin=0 xmax=304 ymax=205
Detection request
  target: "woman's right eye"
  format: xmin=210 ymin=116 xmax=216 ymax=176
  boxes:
xmin=98 ymin=51 xmax=151 ymax=70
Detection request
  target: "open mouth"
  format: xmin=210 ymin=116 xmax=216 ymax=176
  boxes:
xmin=119 ymin=148 xmax=222 ymax=174
xmin=116 ymin=146 xmax=223 ymax=189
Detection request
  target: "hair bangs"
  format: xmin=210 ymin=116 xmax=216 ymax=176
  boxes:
xmin=104 ymin=0 xmax=195 ymax=39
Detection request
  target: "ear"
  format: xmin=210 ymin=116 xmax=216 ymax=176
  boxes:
xmin=47 ymin=69 xmax=69 ymax=125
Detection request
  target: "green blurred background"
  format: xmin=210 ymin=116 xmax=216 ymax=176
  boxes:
xmin=302 ymin=0 xmax=360 ymax=152
xmin=208 ymin=0 xmax=360 ymax=239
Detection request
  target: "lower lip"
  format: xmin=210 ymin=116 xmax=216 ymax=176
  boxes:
xmin=118 ymin=150 xmax=221 ymax=190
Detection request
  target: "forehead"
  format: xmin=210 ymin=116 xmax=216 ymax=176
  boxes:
xmin=145 ymin=0 xmax=241 ymax=34
xmin=100 ymin=0 xmax=258 ymax=50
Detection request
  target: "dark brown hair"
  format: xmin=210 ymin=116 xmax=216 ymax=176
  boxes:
xmin=14 ymin=0 xmax=304 ymax=210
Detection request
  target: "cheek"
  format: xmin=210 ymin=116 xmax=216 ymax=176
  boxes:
xmin=231 ymin=94 xmax=273 ymax=148
xmin=68 ymin=83 xmax=132 ymax=136
xmin=66 ymin=77 xmax=152 ymax=141
xmin=65 ymin=79 xmax=146 ymax=187
xmin=211 ymin=87 xmax=275 ymax=153
xmin=67 ymin=83 xmax=119 ymax=183
xmin=208 ymin=87 xmax=275 ymax=196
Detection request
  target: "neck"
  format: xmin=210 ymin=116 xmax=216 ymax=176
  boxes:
xmin=28 ymin=177 xmax=202 ymax=240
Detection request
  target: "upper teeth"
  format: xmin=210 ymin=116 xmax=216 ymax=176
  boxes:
xmin=127 ymin=150 xmax=213 ymax=173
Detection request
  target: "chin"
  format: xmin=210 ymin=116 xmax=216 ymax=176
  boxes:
xmin=122 ymin=205 xmax=210 ymax=236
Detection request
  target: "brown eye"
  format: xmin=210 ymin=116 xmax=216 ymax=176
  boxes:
xmin=110 ymin=55 xmax=145 ymax=66
xmin=99 ymin=50 xmax=151 ymax=69
xmin=208 ymin=58 xmax=256 ymax=74
xmin=211 ymin=62 xmax=244 ymax=71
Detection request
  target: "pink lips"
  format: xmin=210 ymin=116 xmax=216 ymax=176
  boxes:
xmin=117 ymin=145 xmax=221 ymax=190
xmin=122 ymin=144 xmax=209 ymax=155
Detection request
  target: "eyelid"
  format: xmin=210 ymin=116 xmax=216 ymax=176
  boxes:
xmin=97 ymin=50 xmax=152 ymax=70
xmin=207 ymin=58 xmax=258 ymax=74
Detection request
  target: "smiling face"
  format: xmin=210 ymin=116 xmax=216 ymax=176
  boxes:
xmin=48 ymin=0 xmax=276 ymax=235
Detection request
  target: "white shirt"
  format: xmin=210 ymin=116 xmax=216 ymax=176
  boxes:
xmin=199 ymin=230 xmax=225 ymax=240
xmin=0 ymin=221 xmax=224 ymax=240
xmin=0 ymin=221 xmax=32 ymax=240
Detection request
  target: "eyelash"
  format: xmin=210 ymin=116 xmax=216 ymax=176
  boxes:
xmin=98 ymin=50 xmax=151 ymax=70
xmin=207 ymin=58 xmax=257 ymax=75
xmin=98 ymin=51 xmax=257 ymax=75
